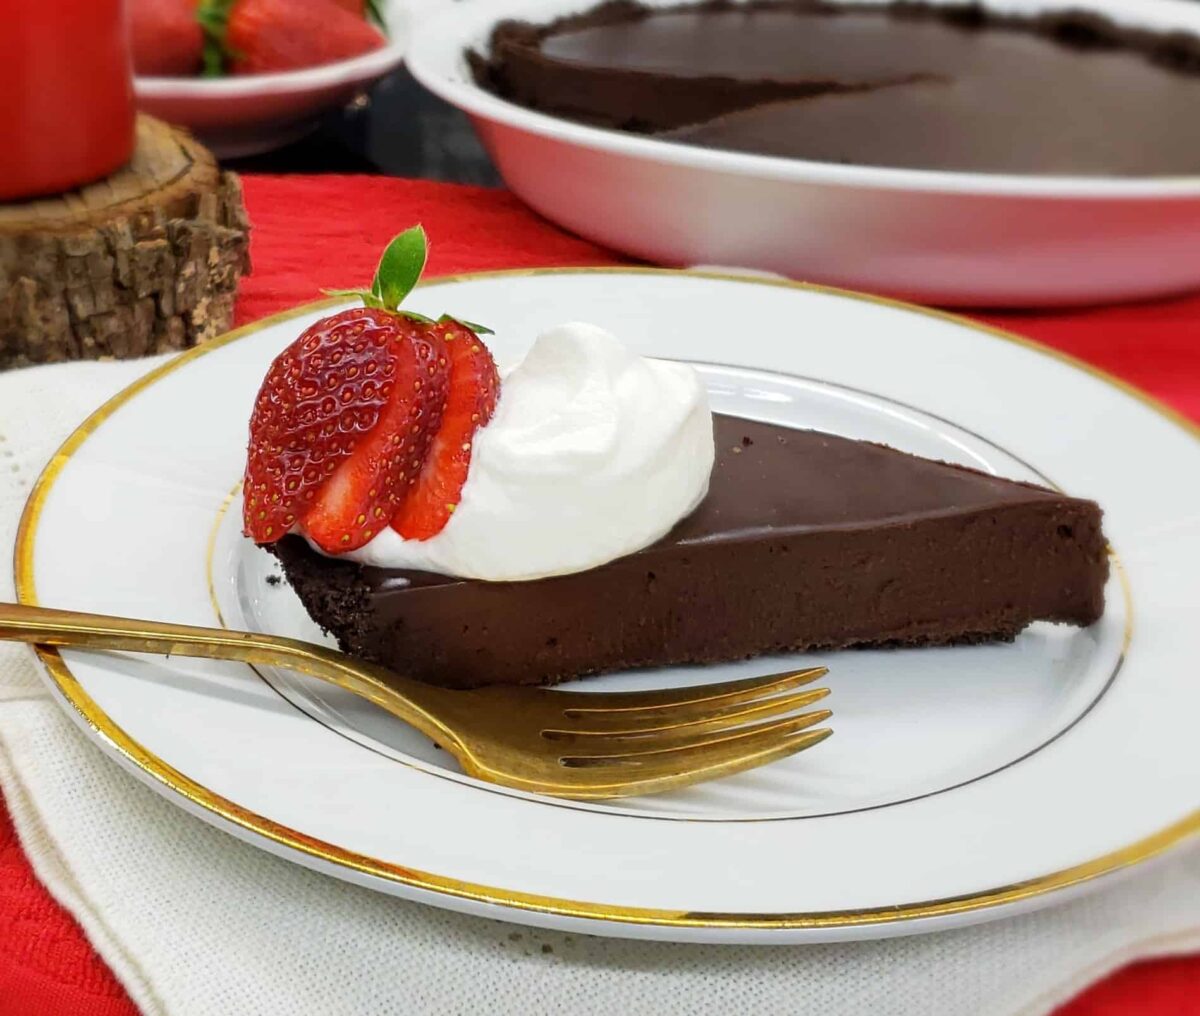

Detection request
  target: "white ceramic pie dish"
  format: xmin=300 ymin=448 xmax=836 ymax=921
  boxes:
xmin=134 ymin=0 xmax=412 ymax=158
xmin=408 ymin=0 xmax=1200 ymax=307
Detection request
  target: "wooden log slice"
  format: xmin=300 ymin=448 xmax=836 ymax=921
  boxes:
xmin=0 ymin=115 xmax=251 ymax=369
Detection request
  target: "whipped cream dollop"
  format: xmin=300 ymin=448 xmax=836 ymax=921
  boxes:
xmin=332 ymin=322 xmax=714 ymax=581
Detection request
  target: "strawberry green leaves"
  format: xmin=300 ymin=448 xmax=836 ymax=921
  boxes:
xmin=372 ymin=225 xmax=428 ymax=310
xmin=322 ymin=225 xmax=492 ymax=332
xmin=323 ymin=225 xmax=426 ymax=311
xmin=364 ymin=0 xmax=386 ymax=29
xmin=196 ymin=0 xmax=238 ymax=76
xmin=439 ymin=314 xmax=495 ymax=336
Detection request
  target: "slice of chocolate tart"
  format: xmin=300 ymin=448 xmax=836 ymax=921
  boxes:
xmin=269 ymin=414 xmax=1108 ymax=689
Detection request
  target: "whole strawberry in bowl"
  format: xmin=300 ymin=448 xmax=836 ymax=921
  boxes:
xmin=245 ymin=225 xmax=501 ymax=555
xmin=132 ymin=0 xmax=409 ymax=158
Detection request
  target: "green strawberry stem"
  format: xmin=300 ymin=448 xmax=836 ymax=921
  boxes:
xmin=365 ymin=0 xmax=388 ymax=31
xmin=196 ymin=0 xmax=238 ymax=77
xmin=323 ymin=226 xmax=493 ymax=333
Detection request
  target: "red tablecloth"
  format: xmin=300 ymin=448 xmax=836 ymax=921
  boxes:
xmin=2 ymin=176 xmax=1198 ymax=1015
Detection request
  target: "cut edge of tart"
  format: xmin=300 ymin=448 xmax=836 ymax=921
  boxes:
xmin=265 ymin=416 xmax=1109 ymax=689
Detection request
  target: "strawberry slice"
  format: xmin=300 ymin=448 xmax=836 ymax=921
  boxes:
xmin=243 ymin=308 xmax=448 ymax=553
xmin=302 ymin=318 xmax=448 ymax=551
xmin=243 ymin=225 xmax=499 ymax=555
xmin=390 ymin=319 xmax=501 ymax=541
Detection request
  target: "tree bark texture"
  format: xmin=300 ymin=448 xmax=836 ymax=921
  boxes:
xmin=0 ymin=116 xmax=251 ymax=369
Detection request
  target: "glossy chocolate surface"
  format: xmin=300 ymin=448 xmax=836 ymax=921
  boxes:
xmin=273 ymin=416 xmax=1109 ymax=688
xmin=471 ymin=1 xmax=1200 ymax=174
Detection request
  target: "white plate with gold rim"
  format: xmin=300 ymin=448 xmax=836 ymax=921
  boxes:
xmin=15 ymin=269 xmax=1200 ymax=943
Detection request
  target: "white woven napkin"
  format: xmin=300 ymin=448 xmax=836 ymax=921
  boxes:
xmin=1 ymin=357 xmax=1198 ymax=1016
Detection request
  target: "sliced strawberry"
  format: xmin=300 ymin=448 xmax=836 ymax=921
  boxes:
xmin=243 ymin=308 xmax=448 ymax=553
xmin=244 ymin=225 xmax=499 ymax=554
xmin=303 ymin=320 xmax=448 ymax=551
xmin=390 ymin=320 xmax=501 ymax=541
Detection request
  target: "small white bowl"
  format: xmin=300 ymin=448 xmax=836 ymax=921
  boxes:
xmin=409 ymin=0 xmax=1200 ymax=307
xmin=135 ymin=0 xmax=410 ymax=158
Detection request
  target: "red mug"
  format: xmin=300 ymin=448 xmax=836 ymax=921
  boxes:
xmin=0 ymin=0 xmax=136 ymax=201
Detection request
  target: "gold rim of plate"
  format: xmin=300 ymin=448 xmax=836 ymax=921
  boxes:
xmin=14 ymin=267 xmax=1200 ymax=932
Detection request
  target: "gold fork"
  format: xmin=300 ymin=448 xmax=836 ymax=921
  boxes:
xmin=0 ymin=603 xmax=832 ymax=800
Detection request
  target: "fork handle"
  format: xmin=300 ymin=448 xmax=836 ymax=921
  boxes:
xmin=0 ymin=601 xmax=457 ymax=746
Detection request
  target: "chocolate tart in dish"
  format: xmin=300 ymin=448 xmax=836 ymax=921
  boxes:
xmin=470 ymin=0 xmax=1200 ymax=176
xmin=246 ymin=229 xmax=1108 ymax=690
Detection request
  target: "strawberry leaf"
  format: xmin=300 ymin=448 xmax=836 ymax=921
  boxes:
xmin=372 ymin=226 xmax=428 ymax=312
xmin=325 ymin=229 xmax=476 ymax=326
xmin=196 ymin=0 xmax=237 ymax=76
xmin=438 ymin=314 xmax=495 ymax=336
xmin=322 ymin=288 xmax=386 ymax=310
xmin=365 ymin=0 xmax=388 ymax=32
